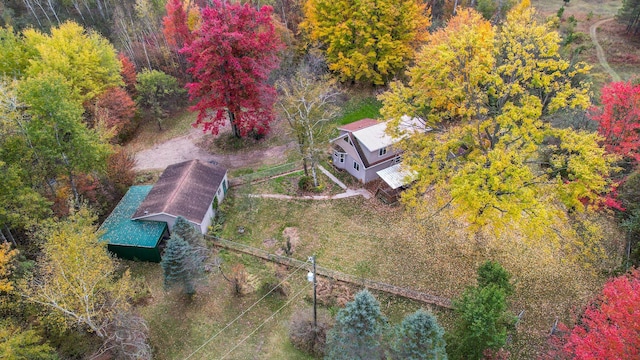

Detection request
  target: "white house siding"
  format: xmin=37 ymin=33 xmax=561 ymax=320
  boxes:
xmin=364 ymin=158 xmax=399 ymax=183
xmin=201 ymin=205 xmax=215 ymax=234
xmin=140 ymin=214 xmax=179 ymax=230
xmin=346 ymin=157 xmax=365 ymax=182
xmin=360 ymin=145 xmax=401 ymax=166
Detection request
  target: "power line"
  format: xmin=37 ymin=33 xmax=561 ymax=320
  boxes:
xmin=219 ymin=283 xmax=311 ymax=360
xmin=182 ymin=258 xmax=310 ymax=360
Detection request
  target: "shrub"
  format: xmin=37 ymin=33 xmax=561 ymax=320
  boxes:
xmin=298 ymin=176 xmax=314 ymax=191
xmin=289 ymin=309 xmax=332 ymax=357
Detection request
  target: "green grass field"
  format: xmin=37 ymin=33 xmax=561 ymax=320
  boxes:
xmin=335 ymin=97 xmax=383 ymax=125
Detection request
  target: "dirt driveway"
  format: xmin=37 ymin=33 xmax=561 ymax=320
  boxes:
xmin=134 ymin=127 xmax=296 ymax=171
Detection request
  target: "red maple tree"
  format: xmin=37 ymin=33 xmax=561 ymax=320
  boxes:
xmin=163 ymin=0 xmax=194 ymax=51
xmin=592 ymin=81 xmax=640 ymax=164
xmin=91 ymin=87 xmax=136 ymax=142
xmin=560 ymin=268 xmax=640 ymax=359
xmin=181 ymin=0 xmax=283 ymax=137
xmin=118 ymin=53 xmax=137 ymax=96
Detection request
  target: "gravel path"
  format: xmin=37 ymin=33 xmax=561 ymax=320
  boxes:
xmin=590 ymin=18 xmax=622 ymax=82
xmin=133 ymin=127 xmax=295 ymax=171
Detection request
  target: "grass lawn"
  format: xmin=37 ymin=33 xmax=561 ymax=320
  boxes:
xmin=335 ymin=97 xmax=383 ymax=125
xmin=131 ymin=257 xmax=316 ymax=360
xmin=215 ymin=191 xmax=616 ymax=358
xmin=132 ymin=247 xmax=451 ymax=359
xmin=248 ymin=169 xmax=345 ymax=197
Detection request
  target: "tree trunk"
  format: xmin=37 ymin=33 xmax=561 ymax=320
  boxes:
xmin=229 ymin=110 xmax=241 ymax=138
xmin=3 ymin=226 xmax=18 ymax=247
xmin=310 ymin=157 xmax=319 ymax=187
xmin=302 ymin=157 xmax=309 ymax=177
xmin=306 ymin=125 xmax=319 ymax=187
xmin=22 ymin=0 xmax=44 ymax=28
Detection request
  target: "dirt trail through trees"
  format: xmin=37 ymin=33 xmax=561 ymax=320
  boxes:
xmin=134 ymin=127 xmax=295 ymax=171
xmin=590 ymin=18 xmax=622 ymax=82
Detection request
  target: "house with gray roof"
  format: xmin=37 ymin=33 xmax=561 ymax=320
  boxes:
xmin=132 ymin=159 xmax=228 ymax=234
xmin=100 ymin=159 xmax=228 ymax=261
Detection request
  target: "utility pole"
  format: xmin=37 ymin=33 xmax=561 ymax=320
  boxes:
xmin=307 ymin=255 xmax=317 ymax=328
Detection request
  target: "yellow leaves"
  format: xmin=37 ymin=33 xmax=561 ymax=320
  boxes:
xmin=0 ymin=243 xmax=18 ymax=293
xmin=23 ymin=21 xmax=122 ymax=103
xmin=303 ymin=0 xmax=430 ymax=84
xmin=29 ymin=205 xmax=134 ymax=334
xmin=405 ymin=8 xmax=495 ymax=123
xmin=378 ymin=2 xmax=616 ymax=259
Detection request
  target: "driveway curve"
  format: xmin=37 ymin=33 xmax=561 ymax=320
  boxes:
xmin=134 ymin=128 xmax=296 ymax=171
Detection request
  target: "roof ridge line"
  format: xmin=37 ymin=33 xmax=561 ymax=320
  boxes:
xmin=162 ymin=160 xmax=197 ymax=214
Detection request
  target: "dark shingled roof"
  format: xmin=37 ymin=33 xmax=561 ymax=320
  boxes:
xmin=132 ymin=160 xmax=227 ymax=224
xmin=338 ymin=118 xmax=380 ymax=132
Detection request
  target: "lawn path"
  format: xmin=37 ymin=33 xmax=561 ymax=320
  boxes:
xmin=248 ymin=188 xmax=371 ymax=200
xmin=590 ymin=18 xmax=622 ymax=82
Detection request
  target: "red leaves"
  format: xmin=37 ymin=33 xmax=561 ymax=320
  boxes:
xmin=592 ymin=81 xmax=640 ymax=164
xmin=91 ymin=87 xmax=136 ymax=142
xmin=118 ymin=53 xmax=137 ymax=96
xmin=163 ymin=0 xmax=194 ymax=50
xmin=562 ymin=268 xmax=640 ymax=359
xmin=181 ymin=0 xmax=283 ymax=137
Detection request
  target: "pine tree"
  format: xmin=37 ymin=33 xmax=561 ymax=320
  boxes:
xmin=325 ymin=290 xmax=387 ymax=360
xmin=477 ymin=261 xmax=513 ymax=296
xmin=390 ymin=309 xmax=448 ymax=360
xmin=172 ymin=216 xmax=205 ymax=248
xmin=448 ymin=262 xmax=515 ymax=360
xmin=161 ymin=234 xmax=195 ymax=295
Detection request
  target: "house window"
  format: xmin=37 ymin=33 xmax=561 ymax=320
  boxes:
xmin=339 ymin=153 xmax=345 ymax=163
xmin=353 ymin=161 xmax=360 ymax=171
xmin=222 ymin=178 xmax=228 ymax=194
xmin=393 ymin=156 xmax=402 ymax=164
xmin=379 ymin=147 xmax=387 ymax=156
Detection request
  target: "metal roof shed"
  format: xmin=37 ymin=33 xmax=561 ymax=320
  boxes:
xmin=376 ymin=164 xmax=415 ymax=189
xmin=99 ymin=185 xmax=168 ymax=262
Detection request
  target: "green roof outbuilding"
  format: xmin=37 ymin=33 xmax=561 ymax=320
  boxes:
xmin=99 ymin=186 xmax=168 ymax=262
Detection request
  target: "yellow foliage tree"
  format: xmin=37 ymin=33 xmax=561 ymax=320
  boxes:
xmin=0 ymin=243 xmax=18 ymax=293
xmin=302 ymin=0 xmax=430 ymax=85
xmin=27 ymin=206 xmax=134 ymax=340
xmin=23 ymin=21 xmax=122 ymax=102
xmin=379 ymin=2 xmax=612 ymax=241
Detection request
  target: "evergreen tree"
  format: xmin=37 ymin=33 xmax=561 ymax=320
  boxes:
xmin=325 ymin=290 xmax=386 ymax=360
xmin=390 ymin=309 xmax=447 ymax=360
xmin=172 ymin=216 xmax=205 ymax=248
xmin=448 ymin=262 xmax=516 ymax=360
xmin=160 ymin=232 xmax=206 ymax=296
xmin=161 ymin=234 xmax=194 ymax=295
xmin=477 ymin=260 xmax=513 ymax=296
